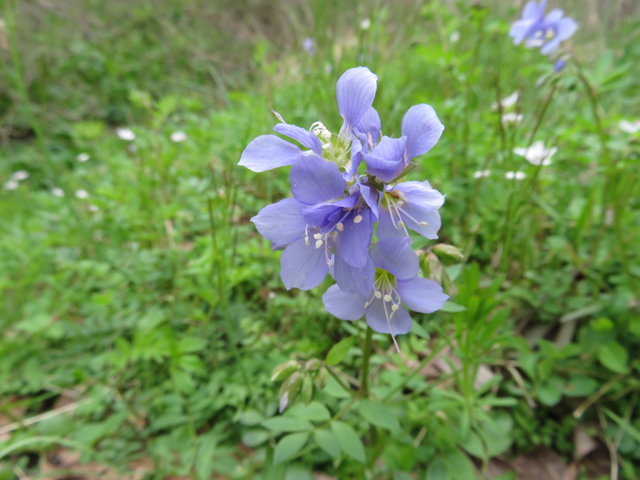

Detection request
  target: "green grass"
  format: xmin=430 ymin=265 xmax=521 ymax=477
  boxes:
xmin=1 ymin=1 xmax=640 ymax=479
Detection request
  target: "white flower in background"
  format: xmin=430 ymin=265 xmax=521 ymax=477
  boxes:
xmin=89 ymin=205 xmax=99 ymax=212
xmin=127 ymin=144 xmax=138 ymax=153
xmin=502 ymin=113 xmax=523 ymax=125
xmin=449 ymin=31 xmax=460 ymax=43
xmin=116 ymin=128 xmax=136 ymax=141
xmin=4 ymin=180 xmax=19 ymax=190
xmin=75 ymin=189 xmax=89 ymax=199
xmin=77 ymin=153 xmax=90 ymax=162
xmin=268 ymin=291 xmax=276 ymax=300
xmin=12 ymin=170 xmax=29 ymax=181
xmin=514 ymin=140 xmax=556 ymax=166
xmin=619 ymin=120 xmax=640 ymax=134
xmin=52 ymin=188 xmax=65 ymax=197
xmin=473 ymin=170 xmax=491 ymax=178
xmin=492 ymin=91 xmax=519 ymax=111
xmin=360 ymin=18 xmax=371 ymax=30
xmin=171 ymin=131 xmax=187 ymax=142
xmin=505 ymin=171 xmax=526 ymax=180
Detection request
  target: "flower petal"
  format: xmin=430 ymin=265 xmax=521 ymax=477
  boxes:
xmin=274 ymin=124 xmax=323 ymax=157
xmin=356 ymin=106 xmax=381 ymax=146
xmin=323 ymin=284 xmax=367 ymax=321
xmin=280 ymin=236 xmax=328 ymax=290
xmin=358 ymin=182 xmax=379 ymax=220
xmin=251 ymin=198 xmax=306 ymax=244
xmin=334 ymin=242 xmax=375 ymax=296
xmin=398 ymin=204 xmax=442 ymax=239
xmin=401 ymin=104 xmax=445 ymax=162
xmin=394 ymin=181 xmax=445 ymax=211
xmin=239 ymin=135 xmax=301 ymax=172
xmin=336 ymin=67 xmax=378 ymax=138
xmin=290 ymin=154 xmax=347 ymax=205
xmin=366 ymin=298 xmax=412 ymax=335
xmin=509 ymin=19 xmax=537 ymax=45
xmin=338 ymin=209 xmax=373 ymax=268
xmin=544 ymin=8 xmax=564 ymax=24
xmin=396 ymin=277 xmax=449 ymax=313
xmin=363 ymin=136 xmax=407 ymax=182
xmin=370 ymin=237 xmax=419 ymax=280
xmin=555 ymin=17 xmax=578 ymax=40
xmin=375 ymin=206 xmax=405 ymax=240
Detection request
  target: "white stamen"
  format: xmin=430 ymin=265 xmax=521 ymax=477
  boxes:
xmin=420 ymin=221 xmax=428 ymax=226
xmin=305 ymin=237 xmax=309 ymax=246
xmin=315 ymin=239 xmax=323 ymax=249
xmin=354 ymin=215 xmax=363 ymax=224
xmin=383 ymin=294 xmax=392 ymax=302
xmin=364 ymin=302 xmax=370 ymax=308
xmin=336 ymin=222 xmax=344 ymax=231
xmin=391 ymin=304 xmax=399 ymax=312
xmin=374 ymin=291 xmax=382 ymax=299
xmin=396 ymin=200 xmax=404 ymax=207
xmin=313 ymin=233 xmax=322 ymax=239
xmin=397 ymin=221 xmax=405 ymax=228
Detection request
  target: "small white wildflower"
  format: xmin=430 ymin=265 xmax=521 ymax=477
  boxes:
xmin=505 ymin=171 xmax=525 ymax=180
xmin=12 ymin=170 xmax=29 ymax=181
xmin=619 ymin=120 xmax=640 ymax=134
xmin=76 ymin=153 xmax=90 ymax=162
xmin=360 ymin=18 xmax=371 ymax=30
xmin=492 ymin=91 xmax=519 ymax=111
xmin=75 ymin=189 xmax=89 ymax=199
xmin=449 ymin=31 xmax=460 ymax=43
xmin=4 ymin=180 xmax=19 ymax=190
xmin=268 ymin=291 xmax=276 ymax=300
xmin=473 ymin=170 xmax=491 ymax=178
xmin=52 ymin=188 xmax=64 ymax=197
xmin=514 ymin=141 xmax=556 ymax=166
xmin=501 ymin=113 xmax=523 ymax=125
xmin=116 ymin=128 xmax=136 ymax=141
xmin=515 ymin=171 xmax=526 ymax=180
xmin=89 ymin=205 xmax=99 ymax=212
xmin=171 ymin=131 xmax=187 ymax=142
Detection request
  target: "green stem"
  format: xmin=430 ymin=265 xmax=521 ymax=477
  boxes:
xmin=360 ymin=327 xmax=373 ymax=398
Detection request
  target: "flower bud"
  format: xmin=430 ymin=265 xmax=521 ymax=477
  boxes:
xmin=301 ymin=374 xmax=314 ymax=404
xmin=432 ymin=243 xmax=464 ymax=263
xmin=271 ymin=360 xmax=299 ymax=381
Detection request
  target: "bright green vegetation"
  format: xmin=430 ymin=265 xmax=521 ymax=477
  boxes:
xmin=1 ymin=1 xmax=639 ymax=479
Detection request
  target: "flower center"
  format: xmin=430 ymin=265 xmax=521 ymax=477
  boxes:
xmin=384 ymin=193 xmax=429 ymax=243
xmin=363 ymin=269 xmax=402 ymax=352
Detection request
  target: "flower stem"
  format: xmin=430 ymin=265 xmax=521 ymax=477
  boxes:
xmin=360 ymin=327 xmax=373 ymax=398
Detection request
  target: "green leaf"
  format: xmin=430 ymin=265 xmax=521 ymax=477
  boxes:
xmin=411 ymin=321 xmax=430 ymax=340
xmin=426 ymin=456 xmax=449 ymax=480
xmin=359 ymin=400 xmax=400 ymax=431
xmin=332 ymin=421 xmax=366 ymax=463
xmin=241 ymin=430 xmax=270 ymax=447
xmin=195 ymin=432 xmax=217 ymax=480
xmin=286 ymin=402 xmax=331 ymax=422
xmin=440 ymin=301 xmax=467 ymax=313
xmin=325 ymin=336 xmax=355 ymax=366
xmin=314 ymin=429 xmax=340 ymax=459
xmin=273 ymin=432 xmax=309 ymax=465
xmin=597 ymin=341 xmax=628 ymax=373
xmin=262 ymin=417 xmax=313 ymax=432
xmin=178 ymin=337 xmax=207 ymax=353
xmin=271 ymin=360 xmax=300 ymax=381
xmin=536 ymin=384 xmax=562 ymax=407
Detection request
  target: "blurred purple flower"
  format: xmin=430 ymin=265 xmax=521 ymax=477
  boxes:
xmin=303 ymin=37 xmax=315 ymax=56
xmin=323 ymin=237 xmax=448 ymax=351
xmin=509 ymin=0 xmax=578 ymax=55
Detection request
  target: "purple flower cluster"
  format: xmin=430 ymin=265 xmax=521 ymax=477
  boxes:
xmin=239 ymin=67 xmax=448 ymax=349
xmin=509 ymin=0 xmax=577 ymax=55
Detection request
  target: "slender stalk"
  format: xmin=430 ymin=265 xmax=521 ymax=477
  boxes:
xmin=360 ymin=327 xmax=373 ymax=398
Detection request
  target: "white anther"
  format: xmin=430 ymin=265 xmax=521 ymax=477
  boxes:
xmin=336 ymin=222 xmax=344 ymax=232
xmin=354 ymin=215 xmax=363 ymax=224
xmin=420 ymin=221 xmax=429 ymax=226
xmin=374 ymin=291 xmax=382 ymax=299
xmin=383 ymin=294 xmax=392 ymax=302
xmin=364 ymin=302 xmax=370 ymax=308
xmin=396 ymin=200 xmax=404 ymax=207
xmin=313 ymin=233 xmax=322 ymax=239
xmin=315 ymin=239 xmax=323 ymax=249
xmin=305 ymin=237 xmax=309 ymax=246
xmin=391 ymin=304 xmax=399 ymax=312
xmin=397 ymin=221 xmax=405 ymax=228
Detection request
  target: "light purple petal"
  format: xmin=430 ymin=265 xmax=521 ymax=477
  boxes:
xmin=401 ymin=105 xmax=445 ymax=162
xmin=375 ymin=206 xmax=405 ymax=240
xmin=540 ymin=36 xmax=562 ymax=55
xmin=336 ymin=67 xmax=378 ymax=139
xmin=522 ymin=0 xmax=544 ymax=20
xmin=363 ymin=136 xmax=407 ymax=182
xmin=370 ymin=237 xmax=419 ymax=280
xmin=338 ymin=209 xmax=373 ymax=269
xmin=290 ymin=154 xmax=347 ymax=205
xmin=334 ymin=241 xmax=375 ymax=296
xmin=274 ymin=124 xmax=323 ymax=157
xmin=544 ymin=8 xmax=564 ymax=24
xmin=398 ymin=205 xmax=441 ymax=239
xmin=323 ymin=284 xmax=367 ymax=321
xmin=358 ymin=182 xmax=379 ymax=220
xmin=509 ymin=19 xmax=537 ymax=45
xmin=251 ymin=198 xmax=306 ymax=244
xmin=356 ymin=107 xmax=381 ymax=145
xmin=239 ymin=135 xmax=301 ymax=172
xmin=396 ymin=277 xmax=449 ymax=313
xmin=394 ymin=181 xmax=445 ymax=211
xmin=555 ymin=17 xmax=578 ymax=40
xmin=366 ymin=298 xmax=412 ymax=335
xmin=280 ymin=236 xmax=328 ymax=290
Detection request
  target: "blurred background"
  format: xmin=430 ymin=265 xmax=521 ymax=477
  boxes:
xmin=1 ymin=0 xmax=639 ymax=479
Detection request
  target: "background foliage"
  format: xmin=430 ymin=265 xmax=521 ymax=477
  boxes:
xmin=1 ymin=0 xmax=640 ymax=479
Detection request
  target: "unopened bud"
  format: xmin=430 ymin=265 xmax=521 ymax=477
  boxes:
xmin=432 ymin=243 xmax=464 ymax=262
